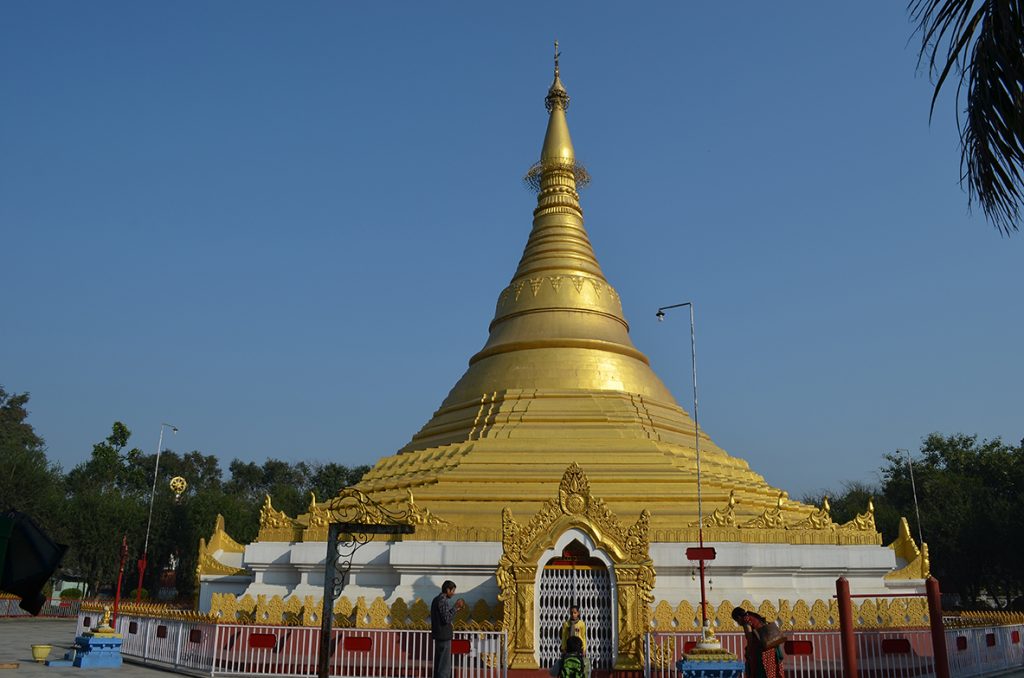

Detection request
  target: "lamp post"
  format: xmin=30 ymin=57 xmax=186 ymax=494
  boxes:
xmin=655 ymin=301 xmax=713 ymax=640
xmin=896 ymin=448 xmax=925 ymax=547
xmin=137 ymin=422 xmax=177 ymax=603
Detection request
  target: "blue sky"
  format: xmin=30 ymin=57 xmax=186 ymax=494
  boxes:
xmin=3 ymin=2 xmax=1020 ymax=500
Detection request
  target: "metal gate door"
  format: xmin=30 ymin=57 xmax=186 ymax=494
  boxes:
xmin=537 ymin=549 xmax=613 ymax=670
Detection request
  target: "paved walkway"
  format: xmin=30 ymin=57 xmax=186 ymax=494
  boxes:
xmin=0 ymin=618 xmax=176 ymax=676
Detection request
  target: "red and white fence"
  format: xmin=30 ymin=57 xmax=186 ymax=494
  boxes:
xmin=945 ymin=625 xmax=1024 ymax=678
xmin=0 ymin=597 xmax=81 ymax=618
xmin=645 ymin=626 xmax=1024 ymax=678
xmin=75 ymin=611 xmax=507 ymax=678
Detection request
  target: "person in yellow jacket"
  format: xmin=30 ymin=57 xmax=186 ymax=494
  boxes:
xmin=559 ymin=605 xmax=587 ymax=655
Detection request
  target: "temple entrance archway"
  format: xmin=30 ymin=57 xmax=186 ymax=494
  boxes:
xmin=497 ymin=463 xmax=654 ymax=670
xmin=537 ymin=533 xmax=615 ymax=670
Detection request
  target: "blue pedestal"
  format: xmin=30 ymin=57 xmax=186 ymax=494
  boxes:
xmin=69 ymin=633 xmax=123 ymax=669
xmin=676 ymin=658 xmax=745 ymax=678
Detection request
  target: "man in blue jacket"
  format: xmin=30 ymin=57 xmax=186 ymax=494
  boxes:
xmin=430 ymin=580 xmax=466 ymax=678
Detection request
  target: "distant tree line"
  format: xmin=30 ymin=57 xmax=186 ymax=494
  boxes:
xmin=804 ymin=433 xmax=1024 ymax=610
xmin=0 ymin=386 xmax=368 ymax=602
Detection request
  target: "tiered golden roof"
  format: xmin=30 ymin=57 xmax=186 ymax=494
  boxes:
xmin=340 ymin=53 xmax=877 ymax=545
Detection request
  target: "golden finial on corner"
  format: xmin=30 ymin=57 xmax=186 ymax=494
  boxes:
xmin=554 ymin=39 xmax=560 ymax=79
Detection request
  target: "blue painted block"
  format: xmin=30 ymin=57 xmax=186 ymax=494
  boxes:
xmin=675 ymin=658 xmax=745 ymax=678
xmin=71 ymin=634 xmax=124 ymax=669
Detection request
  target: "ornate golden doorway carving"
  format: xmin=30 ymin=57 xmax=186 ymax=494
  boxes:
xmin=496 ymin=463 xmax=654 ymax=670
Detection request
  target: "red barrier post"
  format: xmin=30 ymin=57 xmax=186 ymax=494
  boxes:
xmin=836 ymin=577 xmax=858 ymax=678
xmin=927 ymin=576 xmax=951 ymax=678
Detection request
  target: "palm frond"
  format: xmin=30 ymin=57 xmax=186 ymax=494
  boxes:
xmin=910 ymin=0 xmax=1024 ymax=234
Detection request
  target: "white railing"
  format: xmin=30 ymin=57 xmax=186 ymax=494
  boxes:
xmin=645 ymin=626 xmax=1024 ymax=678
xmin=0 ymin=597 xmax=81 ymax=618
xmin=945 ymin=625 xmax=1024 ymax=678
xmin=86 ymin=612 xmax=507 ymax=678
xmin=855 ymin=628 xmax=936 ymax=677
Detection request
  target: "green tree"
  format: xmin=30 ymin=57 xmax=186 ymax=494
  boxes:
xmin=224 ymin=458 xmax=308 ymax=519
xmin=54 ymin=440 xmax=372 ymax=602
xmin=308 ymin=462 xmax=370 ymax=501
xmin=803 ymin=480 xmax=902 ymax=544
xmin=0 ymin=387 xmax=62 ymax=528
xmin=910 ymin=0 xmax=1024 ymax=234
xmin=63 ymin=422 xmax=147 ymax=596
xmin=880 ymin=433 xmax=1024 ymax=607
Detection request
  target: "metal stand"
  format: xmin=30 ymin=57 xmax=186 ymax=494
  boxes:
xmin=316 ymin=492 xmax=415 ymax=678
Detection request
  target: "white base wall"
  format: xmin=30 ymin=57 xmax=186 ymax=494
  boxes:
xmin=199 ymin=538 xmax=924 ymax=613
xmin=648 ymin=542 xmax=923 ymax=606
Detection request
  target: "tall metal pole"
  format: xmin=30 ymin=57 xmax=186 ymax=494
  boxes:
xmin=317 ymin=520 xmax=414 ymax=678
xmin=318 ymin=524 xmax=342 ymax=678
xmin=897 ymin=448 xmax=925 ymax=547
xmin=138 ymin=422 xmax=177 ymax=602
xmin=656 ymin=301 xmax=709 ymax=635
xmin=686 ymin=304 xmax=703 ymax=538
xmin=112 ymin=534 xmax=128 ymax=625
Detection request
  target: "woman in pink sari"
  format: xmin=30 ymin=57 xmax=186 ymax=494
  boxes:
xmin=731 ymin=607 xmax=784 ymax=678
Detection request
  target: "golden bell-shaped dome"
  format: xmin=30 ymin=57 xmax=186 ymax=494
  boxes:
xmin=355 ymin=52 xmax=831 ymax=542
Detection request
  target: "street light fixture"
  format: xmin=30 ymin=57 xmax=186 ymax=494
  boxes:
xmin=655 ymin=301 xmax=714 ymax=640
xmin=137 ymin=422 xmax=178 ymax=603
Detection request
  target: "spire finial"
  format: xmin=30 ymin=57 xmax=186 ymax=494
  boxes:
xmin=545 ymin=40 xmax=569 ymax=113
xmin=526 ymin=41 xmax=589 ymax=192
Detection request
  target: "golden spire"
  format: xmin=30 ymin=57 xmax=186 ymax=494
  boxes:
xmin=352 ymin=51 xmax=819 ymax=545
xmin=545 ymin=40 xmax=570 ymax=116
xmin=404 ymin=43 xmax=672 ymax=448
xmin=527 ymin=42 xmax=588 ymax=189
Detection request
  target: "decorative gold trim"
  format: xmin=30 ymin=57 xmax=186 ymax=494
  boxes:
xmin=406 ymin=490 xmax=450 ymax=526
xmin=199 ymin=592 xmax=930 ymax=631
xmin=497 ymin=463 xmax=653 ymax=670
xmin=884 ymin=517 xmax=930 ymax=580
xmin=741 ymin=492 xmax=787 ymax=529
xmin=838 ymin=498 xmax=876 ymax=532
xmin=302 ymin=492 xmax=332 ymax=541
xmin=692 ymin=490 xmax=738 ymax=527
xmin=83 ymin=600 xmax=215 ymax=623
xmin=196 ymin=546 xmax=248 ymax=578
xmin=649 ymin=596 xmax=929 ymax=631
xmin=208 ymin=514 xmax=244 ymax=553
xmin=524 ymin=159 xmax=591 ymax=192
xmin=257 ymin=495 xmax=302 ymax=542
xmin=206 ymin=593 xmax=501 ymax=629
xmin=196 ymin=515 xmax=249 ymax=578
xmin=950 ymin=610 xmax=1024 ymax=627
xmin=298 ymin=487 xmax=427 ymax=541
xmin=646 ymin=525 xmax=882 ymax=546
xmin=791 ymin=497 xmax=836 ymax=531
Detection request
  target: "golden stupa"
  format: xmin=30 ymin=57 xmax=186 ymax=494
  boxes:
xmin=340 ymin=50 xmax=862 ymax=546
xmin=201 ymin=50 xmax=927 ymax=672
